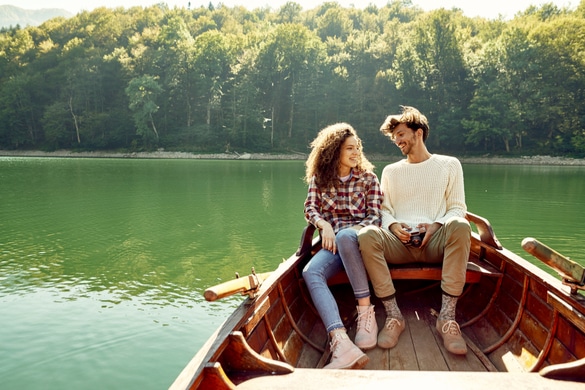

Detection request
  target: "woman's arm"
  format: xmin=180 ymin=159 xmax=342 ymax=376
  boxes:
xmin=360 ymin=173 xmax=383 ymax=228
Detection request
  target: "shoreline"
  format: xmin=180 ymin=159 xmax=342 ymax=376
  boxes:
xmin=1 ymin=150 xmax=584 ymax=166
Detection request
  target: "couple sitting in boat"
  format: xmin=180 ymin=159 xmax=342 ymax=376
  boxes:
xmin=303 ymin=105 xmax=470 ymax=369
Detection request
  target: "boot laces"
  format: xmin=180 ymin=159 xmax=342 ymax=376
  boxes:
xmin=329 ymin=333 xmax=345 ymax=358
xmin=356 ymin=307 xmax=373 ymax=332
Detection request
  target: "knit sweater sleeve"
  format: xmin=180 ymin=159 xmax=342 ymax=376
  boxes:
xmin=380 ymin=163 xmax=400 ymax=230
xmin=437 ymin=156 xmax=467 ymax=225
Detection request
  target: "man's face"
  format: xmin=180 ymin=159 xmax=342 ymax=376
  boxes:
xmin=391 ymin=123 xmax=419 ymax=155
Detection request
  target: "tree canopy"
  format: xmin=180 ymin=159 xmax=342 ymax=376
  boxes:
xmin=1 ymin=1 xmax=584 ymax=157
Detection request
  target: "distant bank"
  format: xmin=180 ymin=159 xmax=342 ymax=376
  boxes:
xmin=1 ymin=150 xmax=584 ymax=166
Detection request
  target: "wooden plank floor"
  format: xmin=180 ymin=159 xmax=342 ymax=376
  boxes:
xmin=338 ymin=284 xmax=493 ymax=372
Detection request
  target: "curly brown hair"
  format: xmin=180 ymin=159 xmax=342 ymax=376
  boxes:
xmin=304 ymin=122 xmax=374 ymax=189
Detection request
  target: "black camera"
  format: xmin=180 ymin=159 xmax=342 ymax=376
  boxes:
xmin=406 ymin=229 xmax=425 ymax=247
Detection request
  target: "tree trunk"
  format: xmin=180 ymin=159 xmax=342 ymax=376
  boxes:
xmin=69 ymin=97 xmax=81 ymax=144
xmin=149 ymin=113 xmax=159 ymax=140
xmin=503 ymin=137 xmax=510 ymax=153
xmin=187 ymin=98 xmax=192 ymax=127
xmin=288 ymin=77 xmax=295 ymax=138
xmin=271 ymin=106 xmax=275 ymax=148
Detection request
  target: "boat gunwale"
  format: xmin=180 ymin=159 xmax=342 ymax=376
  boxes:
xmin=170 ymin=244 xmax=311 ymax=389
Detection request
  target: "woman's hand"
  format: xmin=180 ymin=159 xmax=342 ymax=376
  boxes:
xmin=319 ymin=222 xmax=336 ymax=254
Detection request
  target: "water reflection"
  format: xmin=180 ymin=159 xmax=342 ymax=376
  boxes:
xmin=462 ymin=164 xmax=585 ymax=263
xmin=0 ymin=158 xmax=306 ymax=305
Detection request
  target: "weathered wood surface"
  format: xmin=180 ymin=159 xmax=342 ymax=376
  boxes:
xmin=522 ymin=237 xmax=585 ymax=294
xmin=204 ymin=271 xmax=272 ymax=301
xmin=236 ymin=369 xmax=583 ymax=390
xmin=171 ymin=212 xmax=585 ymax=389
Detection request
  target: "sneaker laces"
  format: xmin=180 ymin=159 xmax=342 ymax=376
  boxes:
xmin=356 ymin=307 xmax=373 ymax=332
xmin=440 ymin=320 xmax=462 ymax=336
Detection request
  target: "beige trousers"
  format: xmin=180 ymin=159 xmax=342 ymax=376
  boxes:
xmin=357 ymin=216 xmax=471 ymax=298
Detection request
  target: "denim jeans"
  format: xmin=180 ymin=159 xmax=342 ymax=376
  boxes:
xmin=302 ymin=227 xmax=371 ymax=333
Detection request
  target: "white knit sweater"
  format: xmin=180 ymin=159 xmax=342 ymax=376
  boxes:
xmin=380 ymin=154 xmax=467 ymax=230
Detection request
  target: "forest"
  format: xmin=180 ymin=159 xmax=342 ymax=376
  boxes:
xmin=1 ymin=0 xmax=584 ymax=157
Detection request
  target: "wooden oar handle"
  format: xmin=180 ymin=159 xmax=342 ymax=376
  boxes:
xmin=204 ymin=272 xmax=272 ymax=302
xmin=465 ymin=212 xmax=502 ymax=249
xmin=522 ymin=237 xmax=585 ymax=285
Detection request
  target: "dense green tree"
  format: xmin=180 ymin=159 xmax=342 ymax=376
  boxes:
xmin=126 ymin=74 xmax=163 ymax=146
xmin=0 ymin=74 xmax=39 ymax=147
xmin=277 ymin=2 xmax=303 ymax=24
xmin=463 ymin=40 xmax=517 ymax=152
xmin=0 ymin=2 xmax=584 ymax=156
xmin=406 ymin=10 xmax=472 ymax=150
xmin=316 ymin=5 xmax=353 ymax=41
xmin=254 ymin=23 xmax=324 ymax=149
xmin=524 ymin=15 xmax=585 ymax=154
xmin=190 ymin=30 xmax=234 ymax=147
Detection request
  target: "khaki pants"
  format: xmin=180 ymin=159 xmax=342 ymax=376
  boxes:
xmin=357 ymin=216 xmax=471 ymax=298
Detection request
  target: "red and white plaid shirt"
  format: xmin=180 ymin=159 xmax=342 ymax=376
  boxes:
xmin=304 ymin=170 xmax=383 ymax=233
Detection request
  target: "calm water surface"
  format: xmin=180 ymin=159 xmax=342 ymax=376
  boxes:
xmin=0 ymin=157 xmax=583 ymax=389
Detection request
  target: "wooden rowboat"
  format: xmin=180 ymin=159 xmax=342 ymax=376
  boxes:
xmin=171 ymin=212 xmax=585 ymax=389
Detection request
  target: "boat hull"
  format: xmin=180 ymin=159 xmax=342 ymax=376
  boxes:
xmin=171 ymin=212 xmax=585 ymax=389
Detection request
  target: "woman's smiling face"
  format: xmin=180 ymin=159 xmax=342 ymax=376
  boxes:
xmin=338 ymin=135 xmax=359 ymax=176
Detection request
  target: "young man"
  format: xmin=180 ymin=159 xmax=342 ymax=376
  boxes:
xmin=357 ymin=106 xmax=471 ymax=355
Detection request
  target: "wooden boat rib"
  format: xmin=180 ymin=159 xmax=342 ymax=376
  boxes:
xmin=171 ymin=212 xmax=585 ymax=389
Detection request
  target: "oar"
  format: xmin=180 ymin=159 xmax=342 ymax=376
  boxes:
xmin=204 ymin=268 xmax=272 ymax=302
xmin=522 ymin=237 xmax=585 ymax=294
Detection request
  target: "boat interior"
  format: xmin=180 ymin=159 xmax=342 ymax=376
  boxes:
xmin=179 ymin=213 xmax=585 ymax=389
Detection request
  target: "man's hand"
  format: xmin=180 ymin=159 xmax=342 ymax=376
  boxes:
xmin=390 ymin=222 xmax=441 ymax=247
xmin=418 ymin=222 xmax=441 ymax=247
xmin=390 ymin=222 xmax=412 ymax=244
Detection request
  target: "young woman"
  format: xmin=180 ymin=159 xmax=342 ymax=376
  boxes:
xmin=303 ymin=122 xmax=382 ymax=369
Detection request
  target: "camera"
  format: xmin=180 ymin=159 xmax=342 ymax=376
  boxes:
xmin=406 ymin=229 xmax=425 ymax=247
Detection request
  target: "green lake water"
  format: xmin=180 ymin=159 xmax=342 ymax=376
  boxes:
xmin=0 ymin=157 xmax=583 ymax=389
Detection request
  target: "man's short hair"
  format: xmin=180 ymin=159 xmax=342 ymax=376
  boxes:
xmin=380 ymin=106 xmax=429 ymax=141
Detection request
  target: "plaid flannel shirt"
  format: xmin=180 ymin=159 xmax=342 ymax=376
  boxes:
xmin=304 ymin=170 xmax=383 ymax=233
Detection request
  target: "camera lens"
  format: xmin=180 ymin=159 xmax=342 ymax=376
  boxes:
xmin=410 ymin=234 xmax=422 ymax=247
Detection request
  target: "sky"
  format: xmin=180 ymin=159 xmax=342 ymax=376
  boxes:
xmin=2 ymin=0 xmax=576 ymax=20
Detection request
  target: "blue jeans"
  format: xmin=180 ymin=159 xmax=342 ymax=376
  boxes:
xmin=302 ymin=227 xmax=371 ymax=333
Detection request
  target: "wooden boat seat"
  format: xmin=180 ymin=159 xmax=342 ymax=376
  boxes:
xmin=326 ymin=260 xmax=491 ymax=286
xmin=295 ymin=215 xmax=503 ymax=287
